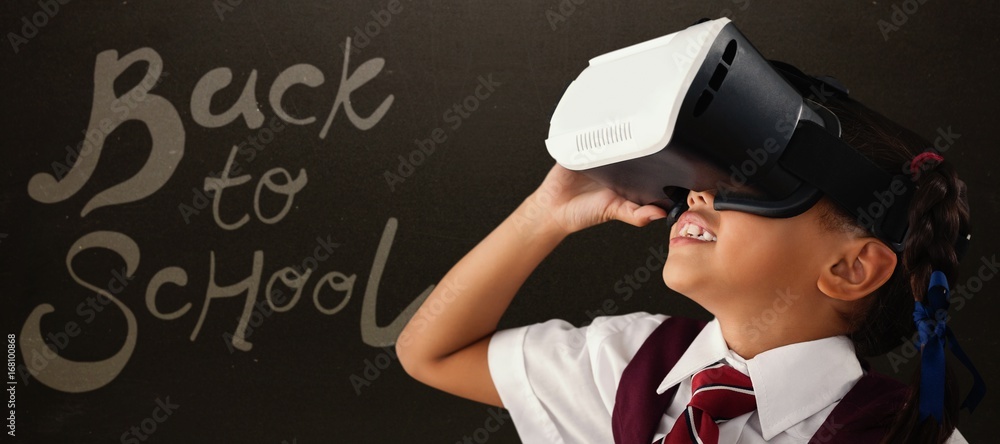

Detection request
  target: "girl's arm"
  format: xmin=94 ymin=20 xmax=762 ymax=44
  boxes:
xmin=395 ymin=164 xmax=667 ymax=407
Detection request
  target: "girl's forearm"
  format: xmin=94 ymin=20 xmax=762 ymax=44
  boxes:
xmin=396 ymin=165 xmax=660 ymax=405
xmin=396 ymin=191 xmax=567 ymax=374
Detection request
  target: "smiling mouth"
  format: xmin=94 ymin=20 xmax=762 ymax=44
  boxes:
xmin=672 ymin=221 xmax=717 ymax=242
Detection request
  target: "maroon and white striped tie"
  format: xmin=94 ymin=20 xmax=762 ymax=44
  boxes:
xmin=655 ymin=362 xmax=757 ymax=444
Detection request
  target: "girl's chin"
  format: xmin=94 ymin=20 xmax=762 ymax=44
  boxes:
xmin=662 ymin=269 xmax=701 ymax=294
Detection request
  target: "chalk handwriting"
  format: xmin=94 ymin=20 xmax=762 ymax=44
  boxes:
xmin=20 ymin=37 xmax=421 ymax=393
xmin=27 ymin=37 xmax=392 ymax=213
xmin=26 ymin=48 xmax=183 ymax=216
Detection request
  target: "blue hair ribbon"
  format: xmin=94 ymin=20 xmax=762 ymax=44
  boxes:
xmin=912 ymin=270 xmax=987 ymax=422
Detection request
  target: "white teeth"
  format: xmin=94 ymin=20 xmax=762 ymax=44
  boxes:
xmin=676 ymin=222 xmax=716 ymax=242
xmin=687 ymin=224 xmax=702 ymax=237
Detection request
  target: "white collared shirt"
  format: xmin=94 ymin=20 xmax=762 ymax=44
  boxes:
xmin=487 ymin=312 xmax=968 ymax=444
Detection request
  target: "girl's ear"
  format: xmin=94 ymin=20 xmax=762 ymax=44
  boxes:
xmin=817 ymin=239 xmax=897 ymax=302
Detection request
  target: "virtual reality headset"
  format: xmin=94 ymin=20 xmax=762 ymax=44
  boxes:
xmin=545 ymin=17 xmax=931 ymax=253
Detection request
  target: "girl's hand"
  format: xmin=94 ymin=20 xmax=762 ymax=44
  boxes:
xmin=398 ymin=163 xmax=667 ymax=407
xmin=528 ymin=163 xmax=668 ymax=236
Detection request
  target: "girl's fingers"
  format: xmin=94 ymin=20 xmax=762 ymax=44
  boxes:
xmin=539 ymin=163 xmax=669 ymax=230
xmin=610 ymin=200 xmax=666 ymax=227
xmin=640 ymin=204 xmax=669 ymax=222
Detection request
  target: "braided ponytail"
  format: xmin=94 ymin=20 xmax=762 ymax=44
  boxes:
xmin=814 ymin=95 xmax=971 ymax=443
xmin=902 ymin=160 xmax=969 ymax=300
xmin=882 ymin=160 xmax=969 ymax=444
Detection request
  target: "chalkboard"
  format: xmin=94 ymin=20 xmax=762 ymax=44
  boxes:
xmin=2 ymin=0 xmax=997 ymax=442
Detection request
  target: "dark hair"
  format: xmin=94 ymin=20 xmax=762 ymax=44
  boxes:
xmin=813 ymin=94 xmax=970 ymax=444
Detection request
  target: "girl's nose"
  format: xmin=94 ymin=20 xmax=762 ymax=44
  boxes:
xmin=687 ymin=190 xmax=714 ymax=208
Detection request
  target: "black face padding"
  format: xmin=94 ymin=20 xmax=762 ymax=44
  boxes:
xmin=651 ymin=22 xmax=915 ymax=253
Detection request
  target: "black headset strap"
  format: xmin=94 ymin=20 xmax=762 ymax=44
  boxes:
xmin=779 ymin=120 xmax=912 ymax=252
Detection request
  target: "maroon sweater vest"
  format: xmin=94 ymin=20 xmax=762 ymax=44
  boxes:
xmin=611 ymin=317 xmax=908 ymax=444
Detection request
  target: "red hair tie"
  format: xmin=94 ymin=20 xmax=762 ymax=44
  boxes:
xmin=910 ymin=152 xmax=944 ymax=178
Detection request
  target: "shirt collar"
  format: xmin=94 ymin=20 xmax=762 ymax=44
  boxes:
xmin=656 ymin=318 xmax=730 ymax=394
xmin=655 ymin=318 xmax=864 ymax=440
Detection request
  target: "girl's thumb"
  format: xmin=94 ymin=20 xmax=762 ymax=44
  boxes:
xmin=614 ymin=201 xmax=667 ymax=227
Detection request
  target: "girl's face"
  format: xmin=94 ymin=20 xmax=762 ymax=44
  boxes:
xmin=663 ymin=189 xmax=837 ymax=315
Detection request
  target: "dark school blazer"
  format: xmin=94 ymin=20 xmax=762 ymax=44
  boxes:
xmin=611 ymin=317 xmax=909 ymax=444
